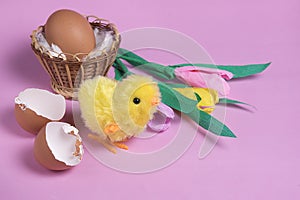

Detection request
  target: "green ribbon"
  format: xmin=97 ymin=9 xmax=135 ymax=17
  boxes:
xmin=158 ymin=82 xmax=197 ymax=114
xmin=117 ymin=48 xmax=175 ymax=80
xmin=117 ymin=48 xmax=148 ymax=65
xmin=117 ymin=48 xmax=271 ymax=79
xmin=218 ymin=98 xmax=255 ymax=108
xmin=113 ymin=57 xmax=133 ymax=80
xmin=188 ymin=107 xmax=236 ymax=138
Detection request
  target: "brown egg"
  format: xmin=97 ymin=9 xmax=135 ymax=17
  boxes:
xmin=14 ymin=88 xmax=66 ymax=135
xmin=44 ymin=9 xmax=95 ymax=58
xmin=34 ymin=122 xmax=83 ymax=171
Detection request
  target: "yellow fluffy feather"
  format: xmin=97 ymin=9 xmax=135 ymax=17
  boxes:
xmin=78 ymin=75 xmax=161 ymax=153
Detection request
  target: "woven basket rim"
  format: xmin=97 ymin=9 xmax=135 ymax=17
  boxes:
xmin=31 ymin=43 xmax=119 ymax=64
xmin=31 ymin=16 xmax=120 ymax=62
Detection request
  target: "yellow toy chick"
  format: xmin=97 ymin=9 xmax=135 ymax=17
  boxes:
xmin=78 ymin=74 xmax=161 ymax=153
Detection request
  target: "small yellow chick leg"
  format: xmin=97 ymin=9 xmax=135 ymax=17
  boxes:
xmin=113 ymin=142 xmax=129 ymax=150
xmin=104 ymin=123 xmax=120 ymax=135
xmin=88 ymin=134 xmax=117 ymax=154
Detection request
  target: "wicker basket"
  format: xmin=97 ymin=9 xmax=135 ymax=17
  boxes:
xmin=31 ymin=16 xmax=121 ymax=99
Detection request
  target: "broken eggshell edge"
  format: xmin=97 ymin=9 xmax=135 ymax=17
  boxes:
xmin=14 ymin=88 xmax=66 ymax=134
xmin=34 ymin=122 xmax=83 ymax=171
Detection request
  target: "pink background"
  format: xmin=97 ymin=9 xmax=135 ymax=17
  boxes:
xmin=1 ymin=0 xmax=299 ymax=199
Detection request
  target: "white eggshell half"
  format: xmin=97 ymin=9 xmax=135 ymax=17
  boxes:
xmin=46 ymin=122 xmax=83 ymax=166
xmin=15 ymin=88 xmax=66 ymax=120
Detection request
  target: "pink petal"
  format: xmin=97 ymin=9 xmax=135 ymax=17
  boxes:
xmin=175 ymin=66 xmax=233 ymax=80
xmin=201 ymin=73 xmax=230 ymax=96
xmin=147 ymin=103 xmax=175 ymax=133
xmin=174 ymin=66 xmax=231 ymax=96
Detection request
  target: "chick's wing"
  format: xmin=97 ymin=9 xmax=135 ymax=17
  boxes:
xmin=78 ymin=76 xmax=117 ymax=137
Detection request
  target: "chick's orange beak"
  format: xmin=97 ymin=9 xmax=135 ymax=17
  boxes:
xmin=151 ymin=97 xmax=160 ymax=106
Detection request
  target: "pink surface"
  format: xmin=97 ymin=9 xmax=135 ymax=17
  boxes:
xmin=1 ymin=0 xmax=299 ymax=199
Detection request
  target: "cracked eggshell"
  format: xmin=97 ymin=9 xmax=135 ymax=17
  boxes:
xmin=14 ymin=88 xmax=66 ymax=134
xmin=34 ymin=122 xmax=83 ymax=171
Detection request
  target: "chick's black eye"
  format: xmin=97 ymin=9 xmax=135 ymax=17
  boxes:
xmin=133 ymin=97 xmax=140 ymax=104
